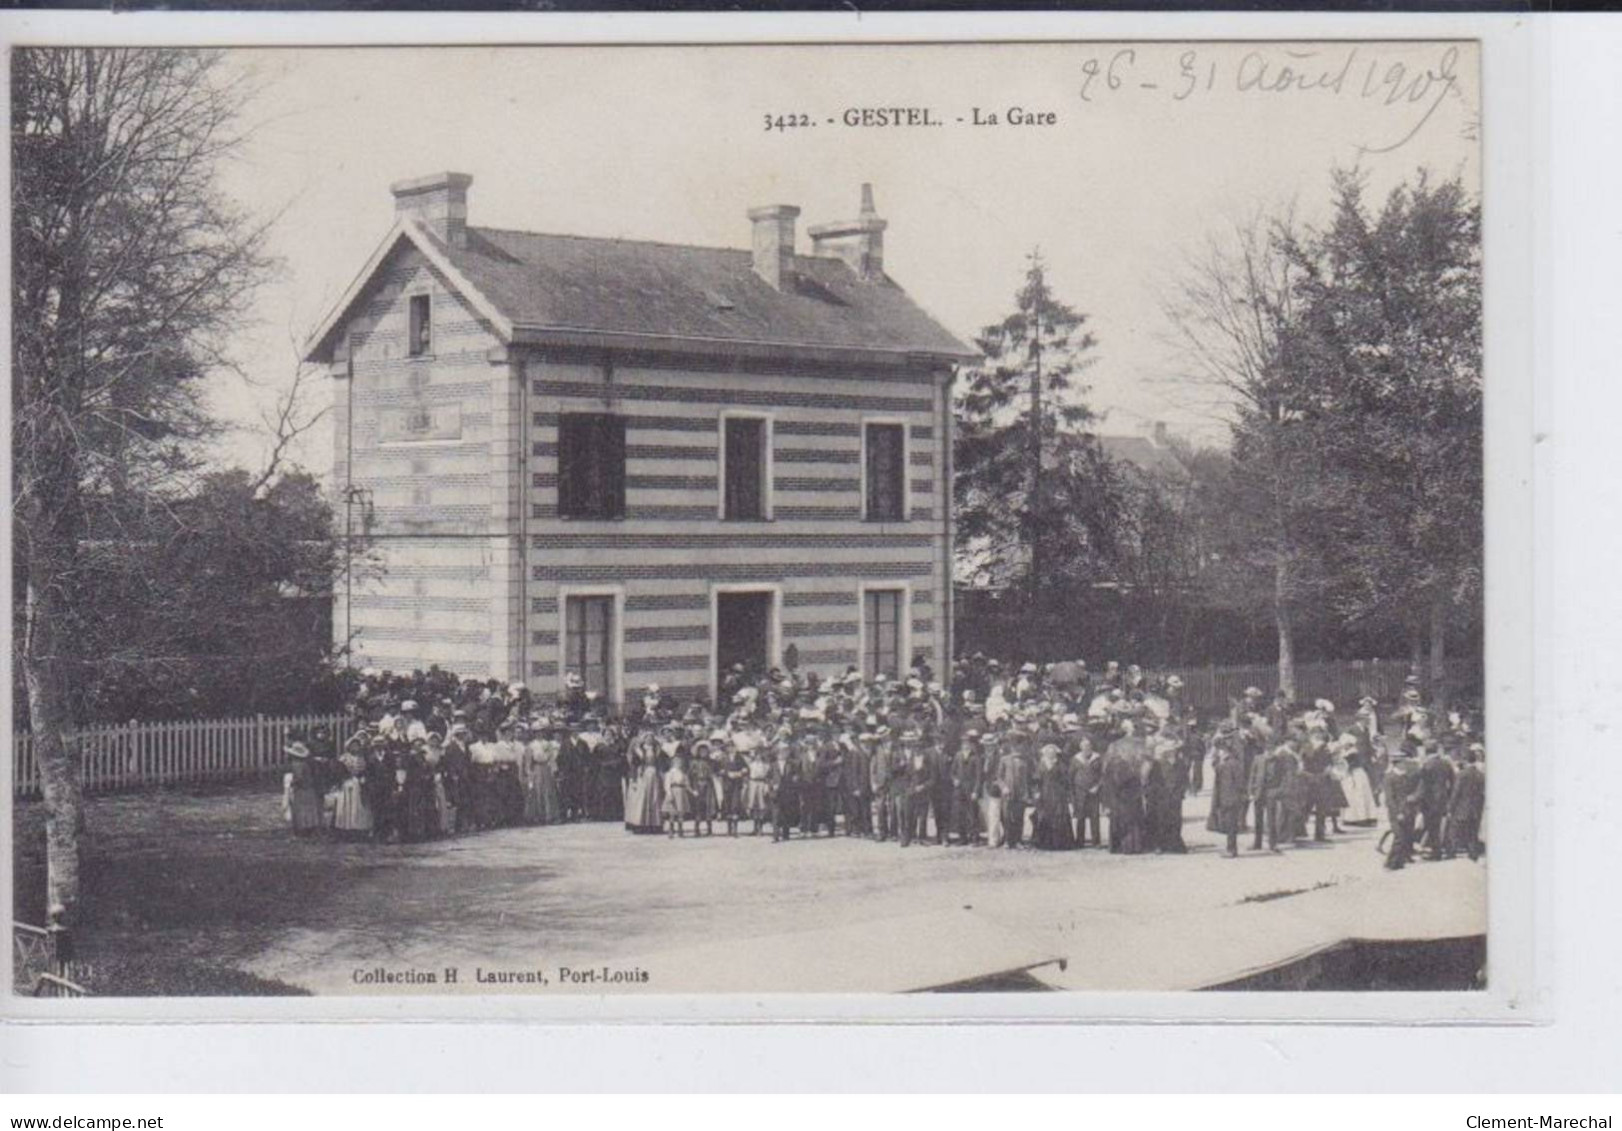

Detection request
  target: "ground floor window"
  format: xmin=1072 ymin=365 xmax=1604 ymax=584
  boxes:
xmin=565 ymin=594 xmax=615 ymax=698
xmin=863 ymin=588 xmax=904 ymax=680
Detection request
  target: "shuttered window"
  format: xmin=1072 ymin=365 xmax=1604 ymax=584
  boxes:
xmin=864 ymin=422 xmax=905 ymax=521
xmin=723 ymin=416 xmax=767 ymax=521
xmin=558 ymin=413 xmax=626 ymax=519
xmin=408 ymin=294 xmax=431 ymax=356
xmin=565 ymin=595 xmax=615 ymax=698
xmin=863 ymin=589 xmax=904 ymax=681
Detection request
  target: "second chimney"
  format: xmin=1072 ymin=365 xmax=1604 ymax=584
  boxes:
xmin=809 ymin=183 xmax=887 ymax=282
xmin=749 ymin=204 xmax=800 ymax=291
xmin=392 ymin=172 xmax=473 ymax=248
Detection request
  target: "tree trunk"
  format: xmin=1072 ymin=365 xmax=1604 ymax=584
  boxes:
xmin=23 ymin=547 xmax=84 ymax=932
xmin=1429 ymin=596 xmax=1448 ymax=711
xmin=1274 ymin=557 xmax=1296 ymax=702
xmin=1027 ymin=323 xmax=1044 ymax=619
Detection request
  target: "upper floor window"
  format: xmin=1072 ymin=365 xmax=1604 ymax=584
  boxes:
xmin=864 ymin=421 xmax=906 ymax=522
xmin=722 ymin=415 xmax=770 ymax=521
xmin=408 ymin=293 xmax=432 ymax=357
xmin=863 ymin=588 xmax=904 ymax=680
xmin=558 ymin=413 xmax=626 ymax=520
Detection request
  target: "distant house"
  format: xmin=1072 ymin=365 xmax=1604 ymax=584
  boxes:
xmin=1096 ymin=421 xmax=1187 ymax=481
xmin=304 ymin=173 xmax=975 ymax=706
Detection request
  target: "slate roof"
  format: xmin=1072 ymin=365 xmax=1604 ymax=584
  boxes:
xmin=1096 ymin=434 xmax=1186 ymax=478
xmin=310 ymin=219 xmax=975 ymax=364
xmin=450 ymin=226 xmax=971 ymax=358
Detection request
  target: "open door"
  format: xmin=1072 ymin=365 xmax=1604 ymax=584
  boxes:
xmin=716 ymin=590 xmax=773 ymax=682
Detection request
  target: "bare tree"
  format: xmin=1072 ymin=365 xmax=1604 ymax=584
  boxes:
xmin=1157 ymin=207 xmax=1315 ymax=699
xmin=12 ymin=48 xmax=273 ymax=930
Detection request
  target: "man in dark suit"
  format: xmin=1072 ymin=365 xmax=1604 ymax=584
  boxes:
xmin=1250 ymin=739 xmax=1291 ymax=853
xmin=1417 ymin=740 xmax=1458 ymax=860
xmin=997 ymin=736 xmax=1033 ymax=849
xmin=1301 ymin=728 xmax=1335 ymax=842
xmin=1383 ymin=750 xmax=1422 ymax=870
xmin=928 ymin=733 xmax=955 ymax=845
xmin=894 ymin=731 xmax=925 ymax=848
xmin=949 ymin=731 xmax=983 ymax=845
xmin=1446 ymin=744 xmax=1487 ymax=860
xmin=1070 ymin=738 xmax=1104 ymax=848
xmin=841 ymin=731 xmax=872 ymax=837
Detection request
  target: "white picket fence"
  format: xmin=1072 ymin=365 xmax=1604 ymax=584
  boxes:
xmin=11 ymin=713 xmax=354 ymax=800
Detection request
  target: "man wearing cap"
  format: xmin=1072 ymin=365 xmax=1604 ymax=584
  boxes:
xmin=1383 ymin=748 xmax=1422 ymax=870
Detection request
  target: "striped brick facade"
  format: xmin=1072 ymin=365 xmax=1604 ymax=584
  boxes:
xmin=319 ymin=176 xmax=967 ymax=706
xmin=520 ymin=356 xmax=954 ymax=704
xmin=331 ymin=244 xmax=524 ymax=679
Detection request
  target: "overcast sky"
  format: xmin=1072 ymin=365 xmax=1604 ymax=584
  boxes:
xmin=205 ymin=40 xmax=1480 ymax=480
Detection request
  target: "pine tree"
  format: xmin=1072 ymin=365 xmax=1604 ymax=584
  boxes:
xmin=954 ymin=252 xmax=1121 ymax=616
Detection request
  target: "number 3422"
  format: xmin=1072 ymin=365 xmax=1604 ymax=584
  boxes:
xmin=764 ymin=113 xmax=814 ymax=132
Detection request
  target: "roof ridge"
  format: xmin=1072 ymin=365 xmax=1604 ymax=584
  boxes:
xmin=470 ymin=224 xmax=748 ymax=256
xmin=469 ymin=224 xmax=845 ymax=265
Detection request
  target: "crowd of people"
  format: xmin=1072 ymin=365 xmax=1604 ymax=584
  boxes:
xmin=280 ymin=656 xmax=1486 ymax=866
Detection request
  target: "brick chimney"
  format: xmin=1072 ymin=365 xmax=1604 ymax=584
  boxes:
xmin=392 ymin=172 xmax=472 ymax=248
xmin=1152 ymin=421 xmax=1168 ymax=445
xmin=748 ymin=204 xmax=800 ymax=291
xmin=809 ymin=183 xmax=887 ymax=282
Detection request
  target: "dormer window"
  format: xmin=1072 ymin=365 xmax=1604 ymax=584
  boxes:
xmin=408 ymin=293 xmax=431 ymax=356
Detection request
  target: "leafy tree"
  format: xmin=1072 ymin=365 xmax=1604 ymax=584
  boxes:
xmin=12 ymin=48 xmax=273 ymax=929
xmin=59 ymin=469 xmax=358 ymax=723
xmin=1281 ymin=169 xmax=1483 ymax=699
xmin=955 ymin=252 xmax=1123 ymax=608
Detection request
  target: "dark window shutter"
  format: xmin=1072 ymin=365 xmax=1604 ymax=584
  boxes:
xmin=724 ymin=417 xmax=764 ymax=520
xmin=866 ymin=424 xmax=905 ymax=521
xmin=557 ymin=414 xmax=625 ymax=519
xmin=601 ymin=414 xmax=626 ymax=519
xmin=558 ymin=415 xmax=584 ymax=518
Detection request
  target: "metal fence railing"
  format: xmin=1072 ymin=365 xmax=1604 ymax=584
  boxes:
xmin=1157 ymin=658 xmax=1436 ymax=714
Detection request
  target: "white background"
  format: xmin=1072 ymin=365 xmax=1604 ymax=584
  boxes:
xmin=0 ymin=8 xmax=1617 ymax=1093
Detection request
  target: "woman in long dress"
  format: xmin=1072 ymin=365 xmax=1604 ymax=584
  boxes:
xmin=524 ymin=725 xmax=563 ymax=825
xmin=425 ymin=736 xmax=457 ymax=837
xmin=742 ymin=746 xmax=775 ymax=836
xmin=332 ymin=744 xmax=374 ymax=839
xmin=1031 ymin=745 xmax=1076 ymax=851
xmin=286 ymin=741 xmax=324 ymax=836
xmin=1336 ymin=734 xmax=1380 ymax=826
xmin=624 ymin=733 xmax=665 ymax=834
